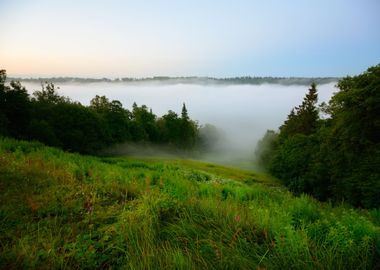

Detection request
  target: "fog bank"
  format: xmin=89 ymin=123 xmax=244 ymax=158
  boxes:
xmin=23 ymin=81 xmax=337 ymax=166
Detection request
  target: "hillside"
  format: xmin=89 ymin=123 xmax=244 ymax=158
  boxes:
xmin=0 ymin=138 xmax=379 ymax=269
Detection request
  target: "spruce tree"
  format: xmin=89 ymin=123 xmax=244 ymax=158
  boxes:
xmin=280 ymin=83 xmax=319 ymax=137
xmin=298 ymin=82 xmax=319 ymax=135
xmin=181 ymin=103 xmax=189 ymax=120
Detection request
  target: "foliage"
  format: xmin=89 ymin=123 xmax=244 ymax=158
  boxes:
xmin=178 ymin=103 xmax=198 ymax=150
xmin=0 ymin=138 xmax=379 ymax=269
xmin=90 ymin=95 xmax=132 ymax=143
xmin=130 ymin=102 xmax=158 ymax=142
xmin=0 ymin=70 xmax=201 ymax=154
xmin=254 ymin=130 xmax=278 ymax=167
xmin=0 ymin=71 xmax=31 ymax=138
xmin=32 ymin=82 xmax=70 ymax=104
xmin=280 ymin=82 xmax=319 ymax=137
xmin=256 ymin=64 xmax=380 ymax=208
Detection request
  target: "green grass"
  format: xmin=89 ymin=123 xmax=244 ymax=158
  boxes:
xmin=0 ymin=137 xmax=379 ymax=269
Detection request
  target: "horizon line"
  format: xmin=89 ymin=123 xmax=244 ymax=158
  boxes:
xmin=7 ymin=75 xmax=342 ymax=80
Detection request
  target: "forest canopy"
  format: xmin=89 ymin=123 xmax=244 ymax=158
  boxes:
xmin=0 ymin=70 xmax=217 ymax=154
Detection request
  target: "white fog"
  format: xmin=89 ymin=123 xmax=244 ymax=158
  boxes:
xmin=22 ymin=81 xmax=337 ymax=167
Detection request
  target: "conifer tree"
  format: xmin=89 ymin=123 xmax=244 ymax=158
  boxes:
xmin=280 ymin=83 xmax=319 ymax=137
xmin=181 ymin=103 xmax=189 ymax=120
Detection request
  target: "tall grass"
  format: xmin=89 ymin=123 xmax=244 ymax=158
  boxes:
xmin=0 ymin=137 xmax=379 ymax=269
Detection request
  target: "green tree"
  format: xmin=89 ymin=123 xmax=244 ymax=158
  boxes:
xmin=254 ymin=130 xmax=278 ymax=168
xmin=0 ymin=70 xmax=201 ymax=155
xmin=280 ymin=83 xmax=319 ymax=137
xmin=157 ymin=110 xmax=181 ymax=144
xmin=323 ymin=64 xmax=380 ymax=207
xmin=90 ymin=95 xmax=111 ymax=113
xmin=256 ymin=83 xmax=321 ymax=197
xmin=130 ymin=103 xmax=158 ymax=142
xmin=33 ymin=82 xmax=70 ymax=104
xmin=90 ymin=95 xmax=131 ymax=142
xmin=27 ymin=119 xmax=60 ymax=146
xmin=179 ymin=103 xmax=198 ymax=149
xmin=0 ymin=70 xmax=10 ymax=135
xmin=181 ymin=103 xmax=189 ymax=120
xmin=269 ymin=134 xmax=317 ymax=193
xmin=52 ymin=103 xmax=107 ymax=153
xmin=0 ymin=74 xmax=31 ymax=138
xmin=260 ymin=65 xmax=380 ymax=208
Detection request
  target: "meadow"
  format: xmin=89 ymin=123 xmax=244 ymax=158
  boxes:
xmin=0 ymin=137 xmax=379 ymax=269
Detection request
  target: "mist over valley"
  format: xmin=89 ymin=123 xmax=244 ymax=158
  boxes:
xmin=1 ymin=1 xmax=379 ymax=268
xmin=21 ymin=80 xmax=337 ymax=166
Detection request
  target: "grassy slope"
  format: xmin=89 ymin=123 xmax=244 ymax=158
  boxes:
xmin=0 ymin=138 xmax=379 ymax=269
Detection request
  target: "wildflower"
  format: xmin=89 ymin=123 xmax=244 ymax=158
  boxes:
xmin=84 ymin=197 xmax=93 ymax=213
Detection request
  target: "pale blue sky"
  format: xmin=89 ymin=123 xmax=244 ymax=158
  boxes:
xmin=1 ymin=0 xmax=379 ymax=77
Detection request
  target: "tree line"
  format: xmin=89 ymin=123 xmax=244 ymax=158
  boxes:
xmin=255 ymin=64 xmax=380 ymax=208
xmin=0 ymin=70 xmax=212 ymax=154
xmin=10 ymin=76 xmax=338 ymax=86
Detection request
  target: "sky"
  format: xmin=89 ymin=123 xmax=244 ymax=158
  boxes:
xmin=0 ymin=0 xmax=379 ymax=78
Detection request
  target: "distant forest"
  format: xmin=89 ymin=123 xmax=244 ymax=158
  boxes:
xmin=255 ymin=64 xmax=380 ymax=208
xmin=8 ymin=76 xmax=338 ymax=86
